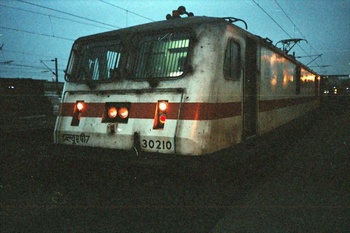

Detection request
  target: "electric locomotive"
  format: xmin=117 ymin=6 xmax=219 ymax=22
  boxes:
xmin=54 ymin=7 xmax=320 ymax=156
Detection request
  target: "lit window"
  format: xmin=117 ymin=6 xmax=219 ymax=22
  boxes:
xmin=132 ymin=32 xmax=190 ymax=79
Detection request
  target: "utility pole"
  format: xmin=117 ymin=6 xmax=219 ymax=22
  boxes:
xmin=52 ymin=58 xmax=58 ymax=83
xmin=51 ymin=58 xmax=60 ymax=94
xmin=40 ymin=58 xmax=58 ymax=81
xmin=40 ymin=58 xmax=59 ymax=94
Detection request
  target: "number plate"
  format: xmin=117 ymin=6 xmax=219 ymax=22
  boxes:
xmin=141 ymin=138 xmax=174 ymax=153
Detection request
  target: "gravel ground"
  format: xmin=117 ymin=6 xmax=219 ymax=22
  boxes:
xmin=1 ymin=98 xmax=349 ymax=232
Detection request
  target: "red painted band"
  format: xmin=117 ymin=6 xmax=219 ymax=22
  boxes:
xmin=58 ymin=97 xmax=318 ymax=120
xmin=58 ymin=102 xmax=242 ymax=120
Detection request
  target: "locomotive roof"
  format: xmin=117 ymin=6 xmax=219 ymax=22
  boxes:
xmin=75 ymin=16 xmax=317 ymax=75
xmin=76 ymin=16 xmax=235 ymax=41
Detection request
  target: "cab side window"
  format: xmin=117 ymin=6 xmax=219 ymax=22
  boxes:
xmin=224 ymin=39 xmax=241 ymax=80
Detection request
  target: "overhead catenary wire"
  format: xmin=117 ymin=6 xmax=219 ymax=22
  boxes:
xmin=15 ymin=0 xmax=121 ymax=29
xmin=98 ymin=0 xmax=155 ymax=23
xmin=1 ymin=63 xmax=65 ymax=71
xmin=252 ymin=0 xmax=292 ymax=38
xmin=0 ymin=3 xmax=108 ymax=64
xmin=0 ymin=3 xmax=116 ymax=31
xmin=2 ymin=1 xmax=334 ymax=78
xmin=273 ymin=1 xmax=306 ymax=38
xmin=2 ymin=48 xmax=67 ymax=62
xmin=1 ymin=0 xmax=132 ymax=79
xmin=0 ymin=25 xmax=75 ymax=41
xmin=252 ymin=0 xmax=323 ymax=70
xmin=1 ymin=0 xmax=157 ymax=79
xmin=273 ymin=0 xmax=323 ymax=67
xmin=0 ymin=68 xmax=66 ymax=80
xmin=0 ymin=64 xmax=66 ymax=78
xmin=0 ymin=1 xmax=117 ymax=63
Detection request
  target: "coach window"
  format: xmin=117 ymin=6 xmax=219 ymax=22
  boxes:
xmin=224 ymin=39 xmax=241 ymax=80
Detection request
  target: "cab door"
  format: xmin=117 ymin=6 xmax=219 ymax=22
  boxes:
xmin=243 ymin=37 xmax=258 ymax=139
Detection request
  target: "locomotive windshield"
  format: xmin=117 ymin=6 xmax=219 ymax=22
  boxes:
xmin=65 ymin=31 xmax=191 ymax=82
xmin=65 ymin=41 xmax=122 ymax=82
xmin=129 ymin=32 xmax=190 ymax=79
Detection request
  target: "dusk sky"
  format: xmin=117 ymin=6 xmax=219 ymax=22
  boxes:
xmin=0 ymin=0 xmax=349 ymax=82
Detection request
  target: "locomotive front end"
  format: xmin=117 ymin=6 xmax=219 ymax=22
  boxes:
xmin=55 ymin=88 xmax=185 ymax=155
xmin=54 ymin=19 xmax=203 ymax=156
xmin=54 ymin=14 xmax=246 ymax=156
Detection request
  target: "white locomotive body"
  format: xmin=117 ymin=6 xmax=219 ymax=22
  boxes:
xmin=54 ymin=15 xmax=320 ymax=156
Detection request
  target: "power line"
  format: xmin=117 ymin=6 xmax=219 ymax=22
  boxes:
xmin=2 ymin=48 xmax=68 ymax=61
xmin=273 ymin=0 xmax=322 ymax=65
xmin=0 ymin=63 xmax=63 ymax=71
xmin=252 ymin=0 xmax=292 ymax=38
xmin=273 ymin=0 xmax=308 ymax=39
xmin=16 ymin=0 xmax=121 ymax=29
xmin=0 ymin=3 xmax=115 ymax=31
xmin=0 ymin=62 xmax=65 ymax=70
xmin=0 ymin=4 xmax=115 ymax=32
xmin=0 ymin=68 xmax=64 ymax=79
xmin=0 ymin=25 xmax=75 ymax=41
xmin=252 ymin=0 xmax=322 ymax=69
xmin=2 ymin=1 xmax=129 ymax=78
xmin=98 ymin=0 xmax=155 ymax=23
xmin=0 ymin=64 xmax=66 ymax=80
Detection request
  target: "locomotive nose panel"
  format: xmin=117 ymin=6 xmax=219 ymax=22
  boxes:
xmin=55 ymin=89 xmax=184 ymax=154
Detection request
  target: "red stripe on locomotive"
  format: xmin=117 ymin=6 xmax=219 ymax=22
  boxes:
xmin=58 ymin=98 xmax=316 ymax=121
xmin=58 ymin=102 xmax=242 ymax=120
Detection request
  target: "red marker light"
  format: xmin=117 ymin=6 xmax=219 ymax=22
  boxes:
xmin=159 ymin=114 xmax=167 ymax=124
xmin=153 ymin=100 xmax=168 ymax=129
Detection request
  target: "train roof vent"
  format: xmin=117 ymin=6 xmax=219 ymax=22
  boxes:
xmin=166 ymin=6 xmax=194 ymax=20
xmin=222 ymin=17 xmax=248 ymax=30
